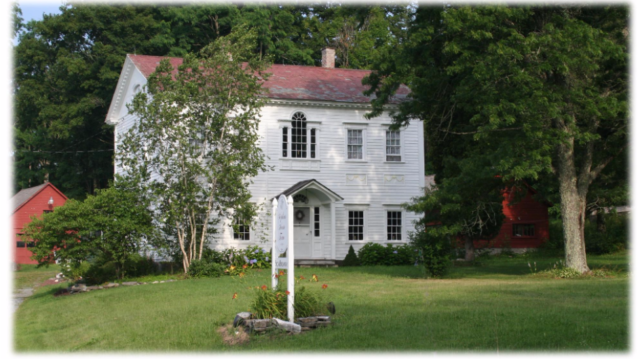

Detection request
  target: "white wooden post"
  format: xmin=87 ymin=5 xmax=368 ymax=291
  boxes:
xmin=271 ymin=198 xmax=278 ymax=290
xmin=287 ymin=195 xmax=295 ymax=322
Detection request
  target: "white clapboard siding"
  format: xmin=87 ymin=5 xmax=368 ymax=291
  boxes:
xmin=112 ymin=86 xmax=425 ymax=261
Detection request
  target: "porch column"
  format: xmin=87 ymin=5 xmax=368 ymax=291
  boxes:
xmin=330 ymin=202 xmax=336 ymax=260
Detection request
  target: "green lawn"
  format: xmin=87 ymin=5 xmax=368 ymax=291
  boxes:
xmin=14 ymin=264 xmax=61 ymax=293
xmin=14 ymin=252 xmax=628 ymax=352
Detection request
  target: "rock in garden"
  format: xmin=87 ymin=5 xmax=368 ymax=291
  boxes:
xmin=70 ymin=284 xmax=86 ymax=292
xmin=121 ymin=282 xmax=139 ymax=286
xmin=233 ymin=312 xmax=252 ymax=327
xmin=272 ymin=318 xmax=301 ymax=334
xmin=105 ymin=283 xmax=120 ymax=288
xmin=152 ymin=281 xmax=158 ymax=284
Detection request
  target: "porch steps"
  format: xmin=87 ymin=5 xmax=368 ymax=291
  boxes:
xmin=294 ymin=259 xmax=338 ymax=268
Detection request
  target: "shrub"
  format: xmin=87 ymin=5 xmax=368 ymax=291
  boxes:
xmin=410 ymin=225 xmax=451 ymax=277
xmin=584 ymin=214 xmax=628 ymax=255
xmin=357 ymin=242 xmax=387 ymax=265
xmin=250 ymin=284 xmax=325 ymax=320
xmin=84 ymin=261 xmax=118 ymax=285
xmin=201 ymin=248 xmax=225 ymax=264
xmin=341 ymin=245 xmax=360 ymax=266
xmin=385 ymin=244 xmax=415 ymax=266
xmin=61 ymin=261 xmax=91 ymax=281
xmin=124 ymin=253 xmax=157 ymax=278
xmin=187 ymin=259 xmax=225 ymax=278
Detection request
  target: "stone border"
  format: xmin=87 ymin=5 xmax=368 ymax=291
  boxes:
xmin=64 ymin=279 xmax=178 ymax=295
xmin=233 ymin=312 xmax=331 ymax=334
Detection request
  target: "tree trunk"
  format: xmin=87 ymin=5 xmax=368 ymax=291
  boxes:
xmin=464 ymin=236 xmax=475 ymax=262
xmin=556 ymin=131 xmax=590 ymax=273
xmin=558 ymin=185 xmax=589 ymax=273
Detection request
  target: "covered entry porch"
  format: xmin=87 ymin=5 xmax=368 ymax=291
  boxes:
xmin=272 ymin=179 xmax=343 ymax=264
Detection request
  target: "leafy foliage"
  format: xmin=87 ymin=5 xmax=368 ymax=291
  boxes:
xmin=408 ymin=222 xmax=451 ymax=278
xmin=250 ymin=285 xmax=325 ymax=320
xmin=357 ymin=243 xmax=416 ymax=266
xmin=119 ymin=27 xmax=270 ymax=273
xmin=341 ymin=245 xmax=360 ymax=266
xmin=23 ymin=186 xmax=156 ymax=280
xmin=187 ymin=259 xmax=225 ymax=278
xmin=364 ymin=5 xmax=628 ymax=272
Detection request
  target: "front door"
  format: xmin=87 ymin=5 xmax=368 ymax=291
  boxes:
xmin=293 ymin=207 xmax=312 ymax=258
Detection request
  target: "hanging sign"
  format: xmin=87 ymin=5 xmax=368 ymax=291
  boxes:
xmin=275 ymin=195 xmax=289 ymax=270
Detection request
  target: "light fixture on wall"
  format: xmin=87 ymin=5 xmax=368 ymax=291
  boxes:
xmin=48 ymin=197 xmax=54 ymax=206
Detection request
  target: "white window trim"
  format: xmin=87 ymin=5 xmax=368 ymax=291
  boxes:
xmin=279 ymin=112 xmax=321 ymax=160
xmin=383 ymin=127 xmax=404 ymax=163
xmin=345 ymin=205 xmax=368 ymax=242
xmin=385 ymin=209 xmax=405 ymax=243
xmin=345 ymin=127 xmax=367 ymax=162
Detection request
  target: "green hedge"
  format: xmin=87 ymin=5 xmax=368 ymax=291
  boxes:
xmin=357 ymin=243 xmax=417 ymax=266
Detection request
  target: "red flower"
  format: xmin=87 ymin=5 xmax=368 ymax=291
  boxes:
xmin=322 ymin=284 xmax=328 ymax=289
xmin=279 ymin=270 xmax=285 ymax=276
xmin=286 ymin=290 xmax=290 ymax=295
xmin=299 ymin=276 xmax=305 ymax=280
xmin=274 ymin=273 xmax=279 ymax=279
xmin=242 ymin=264 xmax=248 ymax=269
xmin=232 ymin=293 xmax=238 ymax=300
xmin=261 ymin=285 xmax=267 ymax=291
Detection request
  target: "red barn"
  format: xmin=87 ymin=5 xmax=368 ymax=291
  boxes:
xmin=12 ymin=182 xmax=68 ymax=264
xmin=477 ymin=183 xmax=550 ymax=250
xmin=425 ymin=176 xmax=550 ymax=251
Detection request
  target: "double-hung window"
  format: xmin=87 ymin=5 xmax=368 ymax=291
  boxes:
xmin=386 ymin=130 xmax=401 ymax=162
xmin=348 ymin=210 xmax=364 ymax=240
xmin=387 ymin=211 xmax=402 ymax=241
xmin=347 ymin=130 xmax=364 ymax=160
xmin=233 ymin=217 xmax=251 ymax=241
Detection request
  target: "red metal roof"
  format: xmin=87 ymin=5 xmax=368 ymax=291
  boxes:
xmin=128 ymin=54 xmax=409 ymax=104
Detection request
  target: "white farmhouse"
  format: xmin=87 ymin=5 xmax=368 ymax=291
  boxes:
xmin=105 ymin=48 xmax=425 ymax=264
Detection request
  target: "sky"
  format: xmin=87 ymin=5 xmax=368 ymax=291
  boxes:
xmin=17 ymin=0 xmax=65 ymax=24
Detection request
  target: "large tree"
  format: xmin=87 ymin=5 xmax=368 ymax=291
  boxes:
xmin=118 ymin=28 xmax=270 ymax=273
xmin=365 ymin=5 xmax=628 ymax=273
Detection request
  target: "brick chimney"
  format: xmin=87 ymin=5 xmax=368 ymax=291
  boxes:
xmin=321 ymin=47 xmax=335 ymax=68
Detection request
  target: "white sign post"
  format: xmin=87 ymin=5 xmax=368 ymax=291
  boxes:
xmin=272 ymin=195 xmax=295 ymax=322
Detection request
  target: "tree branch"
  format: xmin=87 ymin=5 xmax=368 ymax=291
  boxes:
xmin=439 ymin=127 xmax=523 ymax=135
xmin=589 ymin=143 xmax=628 ymax=182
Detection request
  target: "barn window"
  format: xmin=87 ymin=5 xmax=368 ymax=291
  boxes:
xmin=43 ymin=210 xmax=53 ymax=214
xmin=513 ymin=224 xmax=535 ymax=237
xmin=16 ymin=241 xmax=25 ymax=248
xmin=291 ymin=112 xmax=307 ymax=158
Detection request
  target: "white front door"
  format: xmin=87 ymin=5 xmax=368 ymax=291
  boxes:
xmin=293 ymin=207 xmax=312 ymax=258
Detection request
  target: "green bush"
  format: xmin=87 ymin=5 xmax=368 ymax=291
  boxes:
xmin=410 ymin=224 xmax=451 ymax=277
xmin=124 ymin=253 xmax=157 ymax=278
xmin=84 ymin=261 xmax=118 ymax=285
xmin=384 ymin=244 xmax=415 ymax=266
xmin=585 ymin=214 xmax=628 ymax=255
xmin=250 ymin=284 xmax=325 ymax=320
xmin=187 ymin=259 xmax=225 ymax=278
xmin=60 ymin=261 xmax=91 ymax=281
xmin=357 ymin=242 xmax=387 ymax=265
xmin=543 ymin=215 xmax=628 ymax=256
xmin=341 ymin=245 xmax=360 ymax=266
xmin=201 ymin=248 xmax=225 ymax=264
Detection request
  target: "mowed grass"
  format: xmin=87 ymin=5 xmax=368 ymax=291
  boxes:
xmin=14 ymin=264 xmax=61 ymax=293
xmin=14 ymin=252 xmax=628 ymax=352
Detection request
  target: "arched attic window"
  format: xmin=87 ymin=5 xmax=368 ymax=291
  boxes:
xmin=291 ymin=112 xmax=307 ymax=158
xmin=283 ymin=112 xmax=316 ymax=159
